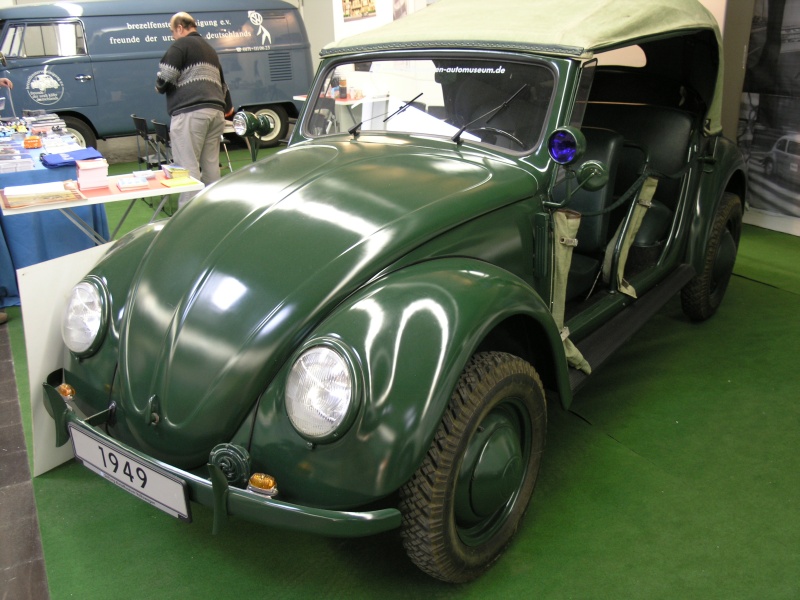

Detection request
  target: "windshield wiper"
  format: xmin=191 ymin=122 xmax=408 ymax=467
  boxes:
xmin=349 ymin=92 xmax=423 ymax=139
xmin=451 ymin=84 xmax=528 ymax=145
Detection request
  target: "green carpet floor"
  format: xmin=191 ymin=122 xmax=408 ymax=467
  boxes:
xmin=8 ymin=179 xmax=799 ymax=598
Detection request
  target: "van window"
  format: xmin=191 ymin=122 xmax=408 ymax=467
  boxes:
xmin=1 ymin=22 xmax=87 ymax=58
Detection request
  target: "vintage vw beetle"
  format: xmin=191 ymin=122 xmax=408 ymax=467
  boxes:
xmin=45 ymin=0 xmax=746 ymax=583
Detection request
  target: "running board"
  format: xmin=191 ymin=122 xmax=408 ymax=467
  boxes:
xmin=569 ymin=264 xmax=696 ymax=393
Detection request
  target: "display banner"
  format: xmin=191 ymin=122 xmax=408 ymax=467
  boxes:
xmin=740 ymin=0 xmax=800 ymax=235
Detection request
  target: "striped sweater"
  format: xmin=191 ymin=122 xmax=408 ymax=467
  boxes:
xmin=156 ymin=32 xmax=232 ymax=117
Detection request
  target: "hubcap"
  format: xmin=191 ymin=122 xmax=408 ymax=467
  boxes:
xmin=67 ymin=128 xmax=87 ymax=148
xmin=455 ymin=403 xmax=528 ymax=545
xmin=711 ymin=228 xmax=737 ymax=294
xmin=471 ymin=424 xmax=522 ymax=517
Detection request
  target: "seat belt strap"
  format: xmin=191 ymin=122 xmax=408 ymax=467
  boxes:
xmin=602 ymin=176 xmax=658 ymax=298
xmin=552 ymin=209 xmax=591 ymax=374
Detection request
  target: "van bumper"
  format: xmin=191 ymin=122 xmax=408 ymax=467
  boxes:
xmin=43 ymin=369 xmax=402 ymax=538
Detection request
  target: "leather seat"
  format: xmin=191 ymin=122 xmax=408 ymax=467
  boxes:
xmin=562 ymin=127 xmax=624 ymax=300
xmin=581 ymin=102 xmax=698 ymax=267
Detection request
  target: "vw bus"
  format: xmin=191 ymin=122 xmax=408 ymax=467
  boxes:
xmin=0 ymin=0 xmax=312 ymax=147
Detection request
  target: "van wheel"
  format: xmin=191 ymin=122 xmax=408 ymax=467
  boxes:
xmin=681 ymin=192 xmax=742 ymax=321
xmin=254 ymin=105 xmax=288 ymax=148
xmin=62 ymin=116 xmax=97 ymax=149
xmin=399 ymin=352 xmax=546 ymax=583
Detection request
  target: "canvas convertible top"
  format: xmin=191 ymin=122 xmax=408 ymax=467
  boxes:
xmin=322 ymin=0 xmax=724 ymax=133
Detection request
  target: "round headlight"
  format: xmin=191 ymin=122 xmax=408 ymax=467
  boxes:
xmin=232 ymin=111 xmax=252 ymax=136
xmin=232 ymin=111 xmax=273 ymax=138
xmin=61 ymin=279 xmax=108 ymax=356
xmin=286 ymin=345 xmax=356 ymax=441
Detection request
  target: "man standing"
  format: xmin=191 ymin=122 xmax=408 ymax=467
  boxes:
xmin=156 ymin=12 xmax=233 ymax=207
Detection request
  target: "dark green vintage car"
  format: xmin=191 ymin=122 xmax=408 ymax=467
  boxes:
xmin=45 ymin=0 xmax=746 ymax=583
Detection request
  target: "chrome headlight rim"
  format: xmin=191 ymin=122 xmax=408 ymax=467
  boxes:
xmin=61 ymin=276 xmax=109 ymax=358
xmin=285 ymin=338 xmax=362 ymax=444
xmin=232 ymin=110 xmax=273 ymax=138
xmin=232 ymin=111 xmax=252 ymax=137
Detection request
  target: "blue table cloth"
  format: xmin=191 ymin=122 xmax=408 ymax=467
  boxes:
xmin=0 ymin=146 xmax=109 ymax=307
xmin=0 ymin=222 xmax=18 ymax=307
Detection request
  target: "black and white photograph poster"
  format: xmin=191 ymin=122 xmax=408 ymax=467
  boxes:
xmin=740 ymin=0 xmax=800 ymax=235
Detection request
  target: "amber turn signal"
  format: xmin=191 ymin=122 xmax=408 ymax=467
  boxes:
xmin=247 ymin=473 xmax=278 ymax=497
xmin=56 ymin=383 xmax=76 ymax=399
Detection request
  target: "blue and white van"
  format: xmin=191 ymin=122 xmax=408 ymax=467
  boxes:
xmin=0 ymin=0 xmax=312 ymax=147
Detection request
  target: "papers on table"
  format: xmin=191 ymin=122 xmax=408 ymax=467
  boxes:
xmin=2 ymin=170 xmax=203 ymax=212
xmin=4 ymin=182 xmax=68 ymax=196
xmin=160 ymin=177 xmax=196 ymax=188
xmin=1 ymin=181 xmax=85 ymax=209
xmin=116 ymin=176 xmax=150 ymax=190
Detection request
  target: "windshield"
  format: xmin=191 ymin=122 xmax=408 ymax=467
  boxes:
xmin=304 ymin=57 xmax=555 ymax=152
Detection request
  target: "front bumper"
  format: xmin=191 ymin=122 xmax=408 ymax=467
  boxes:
xmin=43 ymin=369 xmax=401 ymax=538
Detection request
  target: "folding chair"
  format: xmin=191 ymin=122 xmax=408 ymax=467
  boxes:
xmin=151 ymin=119 xmax=173 ymax=165
xmin=220 ymin=135 xmax=233 ymax=173
xmin=131 ymin=114 xmax=161 ymax=168
xmin=146 ymin=119 xmax=179 ymax=216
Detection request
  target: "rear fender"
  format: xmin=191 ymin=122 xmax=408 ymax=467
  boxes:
xmin=685 ymin=136 xmax=747 ymax=270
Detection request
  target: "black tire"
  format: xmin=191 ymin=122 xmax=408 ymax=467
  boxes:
xmin=254 ymin=105 xmax=288 ymax=148
xmin=681 ymin=192 xmax=742 ymax=321
xmin=61 ymin=115 xmax=97 ymax=148
xmin=399 ymin=351 xmax=546 ymax=583
xmin=763 ymin=158 xmax=775 ymax=177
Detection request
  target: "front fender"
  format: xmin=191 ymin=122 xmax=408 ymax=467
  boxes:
xmin=64 ymin=223 xmax=165 ymax=417
xmin=250 ymin=257 xmax=567 ymax=508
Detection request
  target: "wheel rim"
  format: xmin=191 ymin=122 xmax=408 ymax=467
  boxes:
xmin=66 ymin=126 xmax=88 ymax=147
xmin=454 ymin=399 xmax=530 ymax=546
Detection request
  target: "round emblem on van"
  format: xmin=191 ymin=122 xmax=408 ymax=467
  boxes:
xmin=26 ymin=70 xmax=65 ymax=106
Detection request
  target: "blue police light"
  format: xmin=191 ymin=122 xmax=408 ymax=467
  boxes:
xmin=548 ymin=127 xmax=586 ymax=165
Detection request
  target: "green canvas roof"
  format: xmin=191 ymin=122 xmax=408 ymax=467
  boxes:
xmin=322 ymin=0 xmax=724 ymax=133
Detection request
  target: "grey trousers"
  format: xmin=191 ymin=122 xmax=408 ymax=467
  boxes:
xmin=169 ymin=108 xmax=225 ymax=208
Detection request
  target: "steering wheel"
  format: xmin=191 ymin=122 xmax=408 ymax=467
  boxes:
xmin=466 ymin=126 xmax=525 ymax=149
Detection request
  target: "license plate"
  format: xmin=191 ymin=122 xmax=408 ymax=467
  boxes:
xmin=69 ymin=424 xmax=191 ymax=522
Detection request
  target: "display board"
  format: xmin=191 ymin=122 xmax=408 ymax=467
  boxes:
xmin=18 ymin=244 xmax=110 ymax=476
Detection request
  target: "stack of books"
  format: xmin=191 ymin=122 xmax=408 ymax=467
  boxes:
xmin=42 ymin=134 xmax=82 ymax=153
xmin=76 ymin=158 xmax=109 ymax=191
xmin=161 ymin=164 xmax=189 ymax=179
xmin=0 ymin=148 xmax=34 ymax=173
xmin=160 ymin=164 xmax=196 ymax=187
